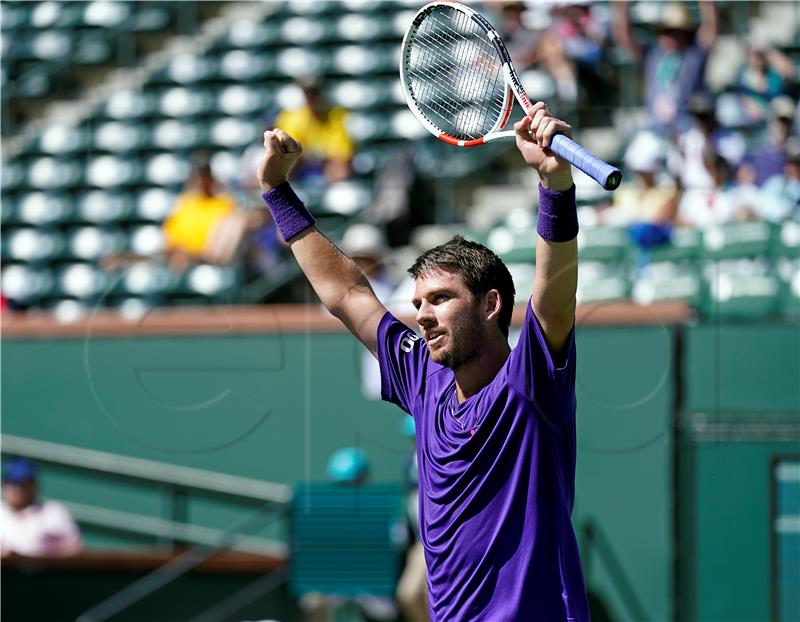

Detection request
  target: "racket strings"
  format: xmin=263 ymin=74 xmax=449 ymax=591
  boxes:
xmin=406 ymin=7 xmax=506 ymax=140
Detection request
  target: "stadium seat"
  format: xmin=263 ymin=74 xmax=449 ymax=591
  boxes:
xmin=135 ymin=188 xmax=177 ymax=222
xmin=346 ymin=112 xmax=389 ymax=143
xmin=275 ymin=47 xmax=329 ymax=77
xmin=279 ymin=16 xmax=333 ymax=45
xmin=92 ymin=121 xmax=150 ymax=153
xmin=58 ymin=263 xmax=110 ymax=299
xmin=632 ymin=261 xmax=704 ymax=306
xmin=217 ymin=85 xmax=271 ymax=116
xmin=143 ymin=153 xmax=191 ymax=188
xmin=647 ymin=227 xmax=702 ymax=263
xmin=77 ymin=191 xmax=135 ymax=224
xmin=65 ymin=227 xmax=126 ymax=261
xmin=577 ymin=226 xmax=632 ymax=262
xmin=128 ymin=225 xmax=165 ymax=256
xmin=151 ymin=119 xmax=206 ymax=151
xmin=164 ymin=53 xmax=218 ymax=84
xmin=332 ymin=44 xmax=395 ymax=75
xmin=119 ymin=262 xmax=176 ymax=296
xmin=218 ymin=49 xmax=274 ymax=81
xmin=182 ymin=264 xmax=237 ymax=298
xmin=778 ymin=220 xmax=800 ymax=258
xmin=703 ymin=259 xmax=783 ymax=318
xmin=39 ymin=125 xmax=89 ymax=155
xmin=159 ymin=87 xmax=216 ymax=117
xmin=777 ymin=257 xmax=800 ymax=317
xmin=702 ymin=221 xmax=779 ymax=260
xmin=28 ymin=157 xmax=83 ymax=189
xmin=487 ymin=227 xmax=536 ymax=265
xmin=3 ymin=228 xmax=64 ymax=263
xmin=318 ymin=180 xmax=372 ymax=216
xmin=86 ymin=155 xmax=142 ymax=188
xmin=217 ymin=20 xmax=275 ymax=50
xmin=209 ymin=117 xmax=259 ymax=149
xmin=48 ymin=298 xmax=91 ymax=323
xmin=104 ymin=90 xmax=157 ymax=119
xmin=336 ymin=13 xmax=392 ymax=41
xmin=1 ymin=264 xmax=53 ymax=304
xmin=577 ymin=262 xmax=631 ymax=304
xmin=16 ymin=192 xmax=74 ymax=225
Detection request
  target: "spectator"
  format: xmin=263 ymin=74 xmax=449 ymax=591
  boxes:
xmin=676 ymin=147 xmax=756 ymax=228
xmin=1 ymin=458 xmax=83 ymax=558
xmin=549 ymin=1 xmax=611 ymax=105
xmin=741 ymin=95 xmax=799 ymax=186
xmin=674 ymin=93 xmax=746 ymax=192
xmin=731 ymin=34 xmax=795 ymax=125
xmin=274 ymin=77 xmax=354 ymax=187
xmin=161 ymin=158 xmax=244 ymax=272
xmin=598 ymin=131 xmax=678 ymax=227
xmin=758 ymin=143 xmax=800 ymax=223
xmin=495 ymin=2 xmax=578 ymax=102
xmin=612 ymin=0 xmax=717 ymax=133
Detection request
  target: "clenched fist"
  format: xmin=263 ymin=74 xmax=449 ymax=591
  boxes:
xmin=257 ymin=129 xmax=302 ymax=191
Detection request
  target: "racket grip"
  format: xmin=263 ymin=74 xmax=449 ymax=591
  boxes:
xmin=550 ymin=134 xmax=622 ymax=191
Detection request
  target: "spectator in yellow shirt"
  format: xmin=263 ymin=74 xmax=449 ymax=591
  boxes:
xmin=162 ymin=160 xmax=241 ymax=271
xmin=274 ymin=78 xmax=354 ymax=185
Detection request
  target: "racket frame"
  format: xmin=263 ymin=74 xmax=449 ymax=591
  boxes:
xmin=399 ymin=1 xmax=530 ymax=147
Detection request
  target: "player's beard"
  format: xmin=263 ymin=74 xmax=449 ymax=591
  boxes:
xmin=427 ymin=307 xmax=483 ymax=370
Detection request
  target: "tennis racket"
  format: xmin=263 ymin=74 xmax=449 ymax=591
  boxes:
xmin=400 ymin=1 xmax=622 ymax=191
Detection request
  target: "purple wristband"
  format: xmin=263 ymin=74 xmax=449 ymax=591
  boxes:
xmin=262 ymin=182 xmax=316 ymax=242
xmin=536 ymin=183 xmax=578 ymax=242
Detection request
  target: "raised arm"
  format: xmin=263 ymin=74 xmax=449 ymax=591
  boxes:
xmin=514 ymin=103 xmax=578 ymax=365
xmin=257 ymin=129 xmax=387 ymax=356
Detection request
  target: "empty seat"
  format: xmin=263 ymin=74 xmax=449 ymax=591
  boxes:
xmin=221 ymin=20 xmax=275 ymax=49
xmin=144 ymin=153 xmax=190 ymax=187
xmin=166 ymin=53 xmax=217 ymax=84
xmin=577 ymin=262 xmax=631 ymax=304
xmin=16 ymin=192 xmax=73 ymax=225
xmin=83 ymin=0 xmax=131 ymax=28
xmin=128 ymin=224 xmax=164 ymax=256
xmin=28 ymin=157 xmax=82 ymax=189
xmin=703 ymin=259 xmax=783 ymax=317
xmin=93 ymin=121 xmax=150 ymax=152
xmin=632 ymin=261 xmax=704 ymax=306
xmin=66 ymin=226 xmax=126 ymax=260
xmin=209 ymin=117 xmax=258 ymax=148
xmin=332 ymin=45 xmax=393 ymax=75
xmin=77 ymin=191 xmax=135 ymax=223
xmin=280 ymin=17 xmax=331 ymax=45
xmin=49 ymin=298 xmax=91 ymax=323
xmin=218 ymin=49 xmax=274 ymax=81
xmin=151 ymin=119 xmax=206 ymax=151
xmin=275 ymin=47 xmax=327 ymax=77
xmin=121 ymin=262 xmax=175 ymax=296
xmin=487 ymin=227 xmax=536 ymax=264
xmin=159 ymin=87 xmax=215 ymax=117
xmin=319 ymin=180 xmax=372 ymax=216
xmin=39 ymin=125 xmax=88 ymax=155
xmin=1 ymin=264 xmax=53 ymax=304
xmin=577 ymin=226 xmax=632 ymax=262
xmin=184 ymin=264 xmax=236 ymax=297
xmin=336 ymin=13 xmax=391 ymax=41
xmin=217 ymin=85 xmax=269 ymax=116
xmin=86 ymin=155 xmax=141 ymax=187
xmin=104 ymin=90 xmax=157 ymax=119
xmin=3 ymin=228 xmax=64 ymax=262
xmin=702 ymin=221 xmax=779 ymax=260
xmin=58 ymin=263 xmax=109 ymax=299
xmin=136 ymin=188 xmax=177 ymax=221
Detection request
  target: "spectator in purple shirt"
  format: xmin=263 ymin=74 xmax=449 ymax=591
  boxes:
xmin=257 ymin=102 xmax=589 ymax=621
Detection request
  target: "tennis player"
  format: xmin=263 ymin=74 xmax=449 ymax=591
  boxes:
xmin=258 ymin=102 xmax=589 ymax=622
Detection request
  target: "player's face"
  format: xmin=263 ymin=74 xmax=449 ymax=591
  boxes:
xmin=412 ymin=270 xmax=483 ymax=369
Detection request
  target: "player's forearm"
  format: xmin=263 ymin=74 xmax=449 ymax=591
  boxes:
xmin=533 ymin=237 xmax=577 ymax=322
xmin=532 ymin=183 xmax=578 ymax=323
xmin=289 ymin=227 xmax=375 ymax=317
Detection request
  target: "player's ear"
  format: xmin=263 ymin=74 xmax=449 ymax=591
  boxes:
xmin=484 ymin=289 xmax=503 ymax=323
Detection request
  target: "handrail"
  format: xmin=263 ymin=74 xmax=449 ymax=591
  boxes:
xmin=1 ymin=435 xmax=292 ymax=506
xmin=64 ymin=501 xmax=287 ymax=558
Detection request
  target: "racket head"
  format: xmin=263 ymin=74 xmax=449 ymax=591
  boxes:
xmin=400 ymin=1 xmax=514 ymax=147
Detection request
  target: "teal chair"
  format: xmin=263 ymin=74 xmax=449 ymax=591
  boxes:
xmin=577 ymin=261 xmax=632 ymax=304
xmin=577 ymin=226 xmax=633 ymax=263
xmin=289 ymin=483 xmax=406 ymax=618
xmin=702 ymin=221 xmax=780 ymax=260
xmin=701 ymin=259 xmax=783 ymax=318
xmin=2 ymin=228 xmax=64 ymax=263
xmin=631 ymin=261 xmax=705 ymax=307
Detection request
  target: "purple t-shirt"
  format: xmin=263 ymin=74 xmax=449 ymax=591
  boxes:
xmin=377 ymin=300 xmax=589 ymax=622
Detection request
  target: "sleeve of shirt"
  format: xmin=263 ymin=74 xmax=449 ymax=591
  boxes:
xmin=506 ymin=299 xmax=576 ymax=409
xmin=376 ymin=311 xmax=428 ymax=414
xmin=44 ymin=501 xmax=83 ymax=554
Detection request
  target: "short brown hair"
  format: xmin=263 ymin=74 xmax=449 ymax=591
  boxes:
xmin=408 ymin=235 xmax=516 ymax=336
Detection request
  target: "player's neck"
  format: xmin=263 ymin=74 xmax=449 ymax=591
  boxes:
xmin=454 ymin=338 xmax=511 ymax=403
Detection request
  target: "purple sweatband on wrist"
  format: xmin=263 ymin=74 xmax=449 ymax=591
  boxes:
xmin=536 ymin=183 xmax=578 ymax=242
xmin=262 ymin=181 xmax=316 ymax=242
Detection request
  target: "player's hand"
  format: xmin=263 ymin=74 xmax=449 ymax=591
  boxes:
xmin=257 ymin=129 xmax=302 ymax=191
xmin=514 ymin=102 xmax=574 ymax=191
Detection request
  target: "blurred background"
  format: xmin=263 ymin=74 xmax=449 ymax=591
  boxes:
xmin=1 ymin=1 xmax=798 ymax=621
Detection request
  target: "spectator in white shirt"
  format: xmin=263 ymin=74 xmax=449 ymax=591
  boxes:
xmin=1 ymin=458 xmax=83 ymax=558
